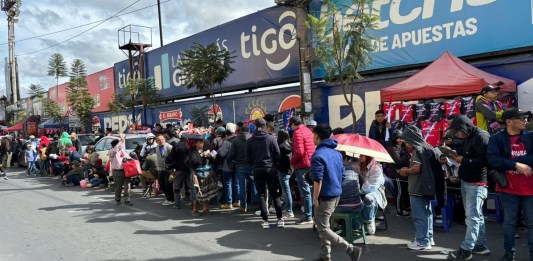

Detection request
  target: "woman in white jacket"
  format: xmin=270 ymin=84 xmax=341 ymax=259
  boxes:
xmin=359 ymin=154 xmax=387 ymax=235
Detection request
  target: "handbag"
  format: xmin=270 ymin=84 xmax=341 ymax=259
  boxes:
xmin=488 ymin=169 xmax=508 ymax=188
xmin=123 ymin=159 xmax=142 ymax=178
xmin=194 ymin=167 xmax=211 ymax=179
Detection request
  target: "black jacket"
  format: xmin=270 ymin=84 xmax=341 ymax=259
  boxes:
xmin=230 ymin=131 xmax=251 ymax=166
xmin=246 ymin=130 xmax=280 ymax=172
xmin=165 ymin=140 xmax=189 ymax=171
xmin=277 ymin=141 xmax=292 ymax=174
xmin=450 ymin=115 xmax=489 ymax=183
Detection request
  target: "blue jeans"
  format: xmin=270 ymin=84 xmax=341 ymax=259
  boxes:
xmin=235 ymin=164 xmax=257 ymax=209
xmin=222 ymin=171 xmax=237 ymax=205
xmin=39 ymin=159 xmax=49 ymax=176
xmin=278 ymin=171 xmax=293 ymax=214
xmin=500 ymin=192 xmax=533 ymax=257
xmin=26 ymin=161 xmax=37 ymax=176
xmin=460 ymin=181 xmax=488 ymax=251
xmin=362 ymin=194 xmax=378 ymax=223
xmin=295 ymin=168 xmax=313 ymax=220
xmin=90 ymin=178 xmax=105 ymax=187
xmin=410 ymin=195 xmax=433 ymax=246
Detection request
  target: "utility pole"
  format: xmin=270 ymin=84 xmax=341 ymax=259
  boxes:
xmin=157 ymin=0 xmax=163 ymax=47
xmin=2 ymin=0 xmax=21 ymax=105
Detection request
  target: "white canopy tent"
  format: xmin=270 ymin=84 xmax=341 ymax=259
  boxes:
xmin=517 ymin=77 xmax=533 ymax=112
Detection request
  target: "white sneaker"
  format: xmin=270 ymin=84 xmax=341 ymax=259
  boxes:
xmin=282 ymin=210 xmax=295 ymax=219
xmin=277 ymin=219 xmax=285 ymax=228
xmin=365 ymin=221 xmax=376 ymax=235
xmin=255 ymin=210 xmax=270 ymax=216
xmin=412 ymin=237 xmax=435 ymax=246
xmin=162 ymin=200 xmax=174 ymax=206
xmin=407 ymin=241 xmax=432 ymax=251
xmin=262 ymin=220 xmax=270 ymax=229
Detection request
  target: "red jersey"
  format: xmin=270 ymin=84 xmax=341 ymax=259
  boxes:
xmin=498 ymin=135 xmax=533 ymax=195
xmin=383 ymin=103 xmax=397 ymax=121
xmin=398 ymin=104 xmax=414 ymax=123
xmin=421 ymin=120 xmax=443 ymax=147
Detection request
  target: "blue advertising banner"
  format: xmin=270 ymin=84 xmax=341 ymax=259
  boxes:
xmin=309 ymin=0 xmax=533 ymax=71
xmin=114 ymin=6 xmax=300 ymax=99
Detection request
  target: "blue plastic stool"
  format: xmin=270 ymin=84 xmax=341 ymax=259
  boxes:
xmin=431 ymin=195 xmax=455 ymax=233
xmin=483 ymin=192 xmax=503 ymax=224
xmin=330 ymin=211 xmax=367 ymax=244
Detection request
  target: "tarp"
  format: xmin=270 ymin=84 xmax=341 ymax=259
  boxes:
xmin=380 ymin=51 xmax=516 ymax=102
xmin=38 ymin=118 xmax=69 ymax=129
xmin=518 ymin=77 xmax=533 ymax=112
xmin=5 ymin=123 xmax=22 ymax=132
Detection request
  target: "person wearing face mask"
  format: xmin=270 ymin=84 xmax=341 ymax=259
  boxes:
xmin=446 ymin=115 xmax=491 ymax=260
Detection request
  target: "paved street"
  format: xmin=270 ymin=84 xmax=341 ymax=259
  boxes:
xmin=0 ymin=168 xmax=530 ymax=261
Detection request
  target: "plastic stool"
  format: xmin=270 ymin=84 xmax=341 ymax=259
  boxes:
xmin=483 ymin=192 xmax=503 ymax=224
xmin=431 ymin=195 xmax=455 ymax=233
xmin=330 ymin=211 xmax=367 ymax=244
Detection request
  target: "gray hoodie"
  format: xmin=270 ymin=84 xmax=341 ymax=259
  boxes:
xmin=401 ymin=125 xmax=445 ymax=205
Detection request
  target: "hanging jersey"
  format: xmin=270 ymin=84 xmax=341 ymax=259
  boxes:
xmin=397 ymin=103 xmax=414 ymax=123
xmin=462 ymin=96 xmax=475 ymax=119
xmin=421 ymin=120 xmax=443 ymax=147
xmin=414 ymin=104 xmax=428 ymax=122
xmin=383 ymin=103 xmax=397 ymax=121
xmin=443 ymin=99 xmax=462 ymax=117
xmin=427 ymin=102 xmax=444 ymax=122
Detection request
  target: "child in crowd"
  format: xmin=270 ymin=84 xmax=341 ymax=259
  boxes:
xmin=25 ymin=144 xmax=37 ymax=176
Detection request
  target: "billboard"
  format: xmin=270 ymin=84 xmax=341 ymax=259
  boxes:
xmin=114 ymin=6 xmax=300 ymax=99
xmin=309 ymin=0 xmax=533 ymax=71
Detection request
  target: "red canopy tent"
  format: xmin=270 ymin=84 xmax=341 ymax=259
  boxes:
xmin=5 ymin=122 xmax=23 ymax=132
xmin=380 ymin=51 xmax=516 ymax=102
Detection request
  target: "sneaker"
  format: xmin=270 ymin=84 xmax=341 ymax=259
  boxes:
xmin=499 ymin=252 xmax=515 ymax=261
xmin=87 ymin=183 xmax=92 ymax=188
xmin=282 ymin=210 xmax=295 ymax=219
xmin=472 ymin=245 xmax=490 ymax=255
xmin=413 ymin=237 xmax=435 ymax=246
xmin=365 ymin=221 xmax=376 ymax=235
xmin=407 ymin=241 xmax=432 ymax=251
xmin=220 ymin=204 xmax=233 ymax=209
xmin=447 ymin=248 xmax=472 ymax=260
xmin=255 ymin=210 xmax=269 ymax=216
xmin=232 ymin=202 xmax=241 ymax=208
xmin=296 ymin=218 xmax=314 ymax=225
xmin=277 ymin=219 xmax=285 ymax=228
xmin=162 ymin=200 xmax=174 ymax=206
xmin=239 ymin=207 xmax=247 ymax=213
xmin=262 ymin=220 xmax=270 ymax=229
xmin=124 ymin=201 xmax=133 ymax=206
xmin=346 ymin=245 xmax=362 ymax=261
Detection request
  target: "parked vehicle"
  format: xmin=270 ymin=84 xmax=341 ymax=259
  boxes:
xmin=93 ymin=134 xmax=146 ymax=166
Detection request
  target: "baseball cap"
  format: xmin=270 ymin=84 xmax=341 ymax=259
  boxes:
xmin=480 ymin=85 xmax=501 ymax=95
xmin=306 ymin=120 xmax=317 ymax=127
xmin=29 ymin=135 xmax=35 ymax=139
xmin=255 ymin=118 xmax=266 ymax=127
xmin=502 ymin=108 xmax=531 ymax=121
xmin=225 ymin=123 xmax=237 ymax=133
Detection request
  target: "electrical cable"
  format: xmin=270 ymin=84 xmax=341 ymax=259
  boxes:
xmin=16 ymin=0 xmax=142 ymax=56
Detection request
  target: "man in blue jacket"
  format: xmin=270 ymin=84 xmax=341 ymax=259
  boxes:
xmin=311 ymin=124 xmax=361 ymax=261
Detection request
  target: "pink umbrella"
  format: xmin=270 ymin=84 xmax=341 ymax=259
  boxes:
xmin=331 ymin=134 xmax=394 ymax=163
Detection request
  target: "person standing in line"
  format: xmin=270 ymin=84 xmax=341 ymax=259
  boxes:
xmin=109 ymin=134 xmax=132 ymax=206
xmin=487 ymin=108 xmax=533 ymax=261
xmin=289 ymin=116 xmax=316 ymax=225
xmin=4 ymin=135 xmax=13 ymax=168
xmin=310 ymin=123 xmax=362 ymax=261
xmin=446 ymin=115 xmax=491 ymax=260
xmin=475 ymin=85 xmax=504 ymax=134
xmin=277 ymin=129 xmax=294 ymax=218
xmin=399 ymin=125 xmax=446 ymax=251
xmin=246 ymin=118 xmax=283 ymax=229
xmin=155 ymin=135 xmax=175 ymax=206
xmin=229 ymin=125 xmax=257 ymax=213
xmin=368 ymin=110 xmax=393 ymax=148
xmin=386 ymin=130 xmax=411 ymax=216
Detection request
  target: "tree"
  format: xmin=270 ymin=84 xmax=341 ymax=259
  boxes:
xmin=27 ymin=83 xmax=45 ymax=115
xmin=42 ymin=99 xmax=63 ymax=123
xmin=107 ymin=78 xmax=163 ymax=116
xmin=307 ymin=0 xmax=378 ymax=133
xmin=66 ymin=59 xmax=94 ymax=129
xmin=179 ymin=43 xmax=235 ymax=124
xmin=47 ymin=53 xmax=68 ymax=98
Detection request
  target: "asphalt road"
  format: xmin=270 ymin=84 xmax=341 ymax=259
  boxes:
xmin=0 ymin=168 xmax=530 ymax=261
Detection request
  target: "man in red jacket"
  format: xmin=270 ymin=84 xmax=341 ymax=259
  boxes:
xmin=290 ymin=116 xmax=316 ymax=224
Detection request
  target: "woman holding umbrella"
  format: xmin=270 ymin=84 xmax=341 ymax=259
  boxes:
xmin=358 ymin=154 xmax=387 ymax=235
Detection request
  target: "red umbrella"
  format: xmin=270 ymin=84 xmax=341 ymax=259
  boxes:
xmin=331 ymin=134 xmax=394 ymax=163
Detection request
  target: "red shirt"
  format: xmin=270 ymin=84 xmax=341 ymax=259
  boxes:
xmin=498 ymin=135 xmax=533 ymax=195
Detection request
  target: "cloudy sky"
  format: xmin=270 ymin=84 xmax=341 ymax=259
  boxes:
xmin=0 ymin=0 xmax=275 ymax=98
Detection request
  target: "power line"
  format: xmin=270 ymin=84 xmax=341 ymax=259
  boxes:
xmin=1 ymin=0 xmax=171 ymax=46
xmin=16 ymin=0 xmax=142 ymax=56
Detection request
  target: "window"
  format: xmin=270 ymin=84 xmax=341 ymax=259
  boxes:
xmin=125 ymin=137 xmax=145 ymax=150
xmin=94 ymin=138 xmax=109 ymax=151
xmin=99 ymin=74 xmax=110 ymax=90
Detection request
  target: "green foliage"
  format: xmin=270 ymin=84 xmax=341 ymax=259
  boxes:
xmin=107 ymin=78 xmax=163 ymax=115
xmin=307 ymin=0 xmax=379 ymax=132
xmin=47 ymin=53 xmax=67 ymax=80
xmin=42 ymin=99 xmax=63 ymax=123
xmin=66 ymin=59 xmax=94 ymax=129
xmin=27 ymin=84 xmax=44 ymax=98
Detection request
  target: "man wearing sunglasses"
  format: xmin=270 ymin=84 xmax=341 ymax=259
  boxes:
xmin=487 ymin=108 xmax=533 ymax=261
xmin=475 ymin=85 xmax=505 ymax=134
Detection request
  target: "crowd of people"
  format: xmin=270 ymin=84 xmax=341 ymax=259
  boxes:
xmin=2 ymin=85 xmax=533 ymax=261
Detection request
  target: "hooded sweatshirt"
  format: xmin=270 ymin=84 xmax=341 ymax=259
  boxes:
xmin=246 ymin=129 xmax=280 ymax=172
xmin=449 ymin=115 xmax=489 ymax=183
xmin=401 ymin=126 xmax=446 ymax=206
xmin=39 ymin=136 xmax=51 ymax=150
xmin=311 ymin=138 xmax=344 ymax=199
xmin=58 ymin=132 xmax=73 ymax=149
xmin=230 ymin=131 xmax=252 ymax=166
